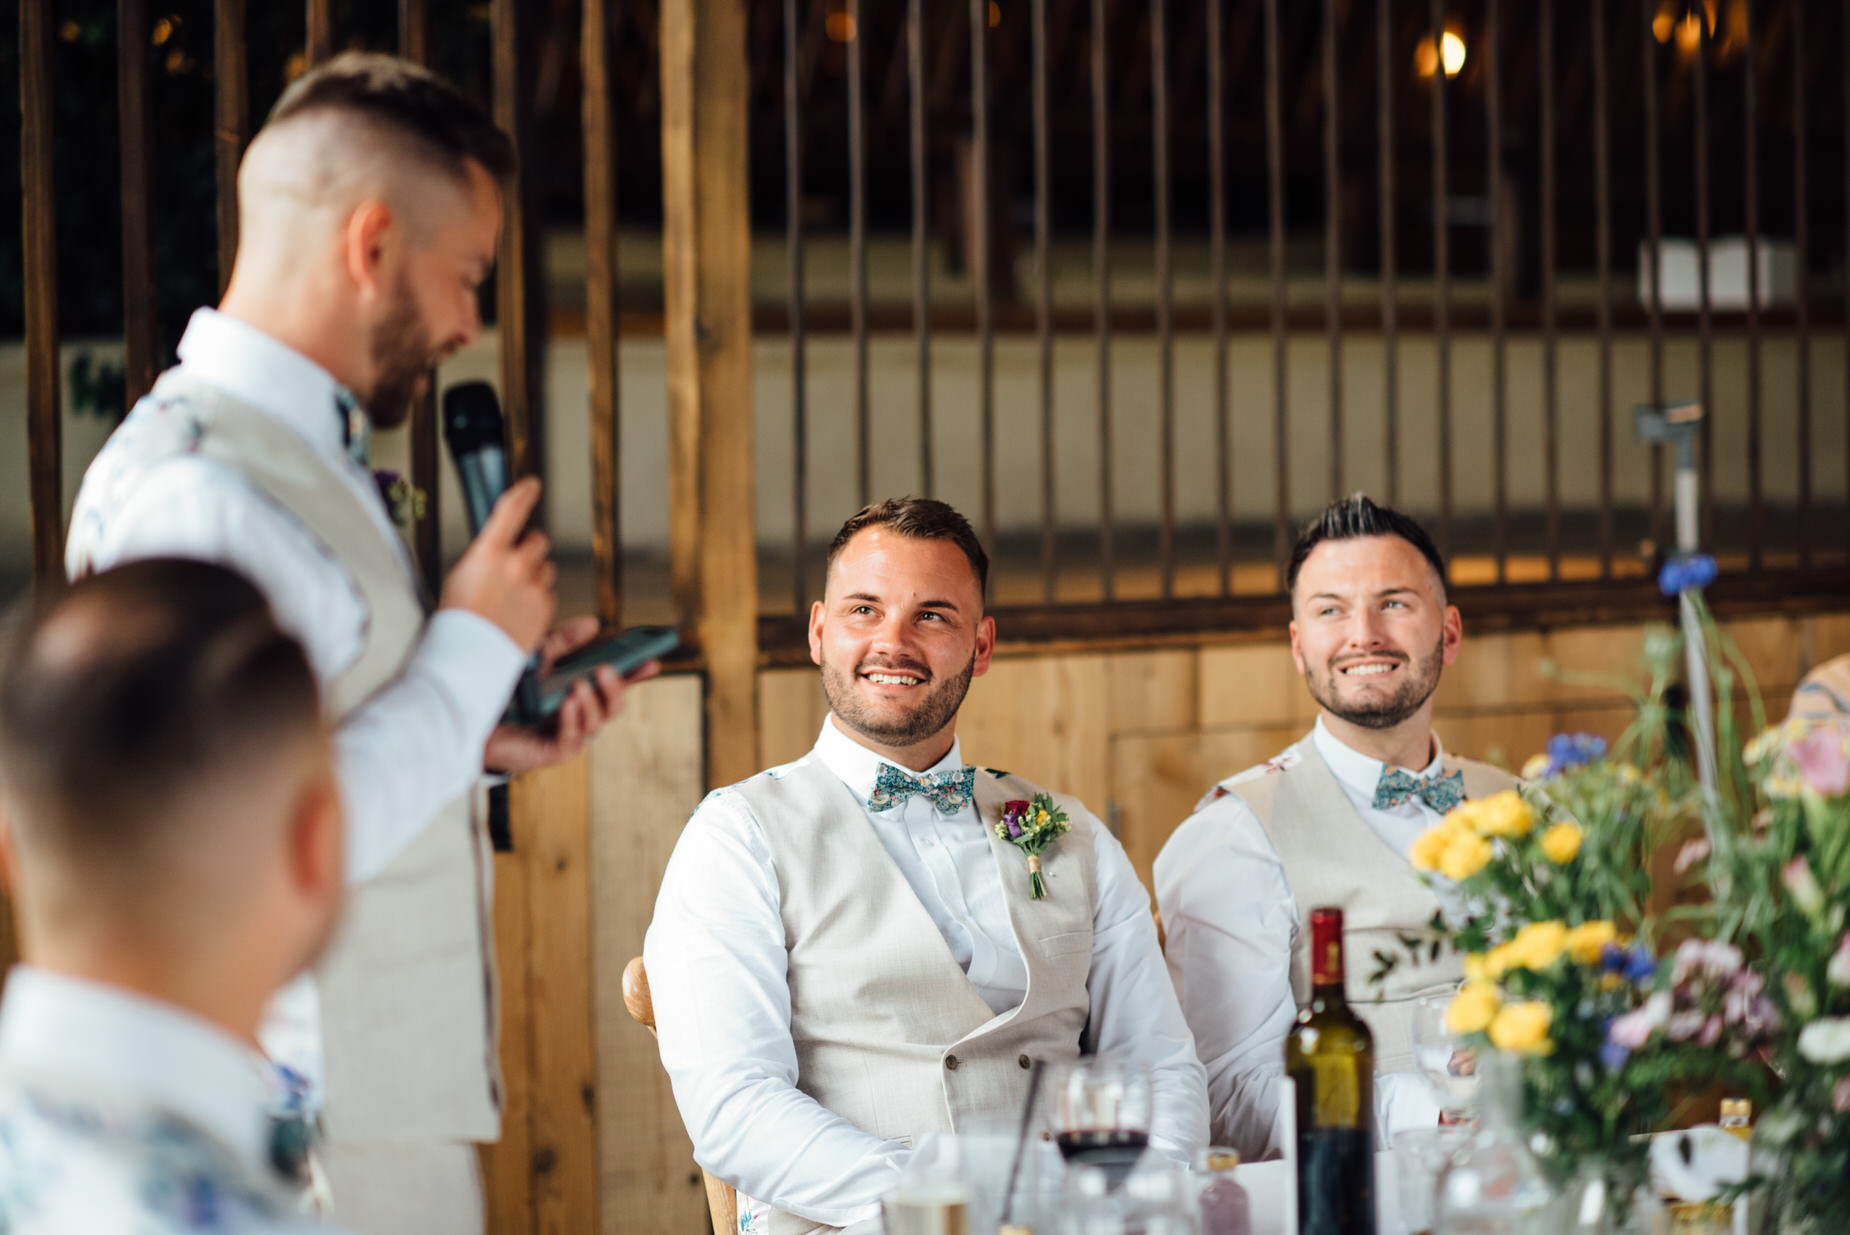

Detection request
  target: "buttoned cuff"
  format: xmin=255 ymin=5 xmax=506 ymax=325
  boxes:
xmin=421 ymin=609 xmax=527 ymax=728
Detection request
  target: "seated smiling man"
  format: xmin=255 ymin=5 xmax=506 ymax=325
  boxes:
xmin=646 ymin=498 xmax=1208 ymax=1235
xmin=1155 ymin=494 xmax=1515 ymax=1160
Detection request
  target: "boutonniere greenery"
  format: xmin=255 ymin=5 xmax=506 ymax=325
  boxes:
xmin=372 ymin=468 xmax=428 ymax=528
xmin=994 ymin=794 xmax=1071 ymax=900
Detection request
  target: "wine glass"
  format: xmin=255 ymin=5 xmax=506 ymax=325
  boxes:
xmin=1044 ymin=1056 xmax=1154 ymax=1194
xmin=1412 ymin=983 xmax=1481 ymax=1125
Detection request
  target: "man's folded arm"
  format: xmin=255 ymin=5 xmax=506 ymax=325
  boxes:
xmin=644 ymin=790 xmax=906 ymax=1228
xmin=1153 ymin=798 xmax=1301 ymax=1160
xmin=1081 ymin=816 xmax=1210 ymax=1163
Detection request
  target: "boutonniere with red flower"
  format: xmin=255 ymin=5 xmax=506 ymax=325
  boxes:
xmin=994 ymin=793 xmax=1070 ymax=900
xmin=372 ymin=468 xmax=428 ymax=528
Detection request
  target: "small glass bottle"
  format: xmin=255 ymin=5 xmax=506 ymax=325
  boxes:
xmin=1718 ymin=1098 xmax=1751 ymax=1141
xmin=1193 ymin=1148 xmax=1252 ymax=1235
xmin=1432 ymin=1051 xmax=1552 ymax=1234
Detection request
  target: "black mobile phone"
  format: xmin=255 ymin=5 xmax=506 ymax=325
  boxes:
xmin=535 ymin=625 xmax=680 ymax=716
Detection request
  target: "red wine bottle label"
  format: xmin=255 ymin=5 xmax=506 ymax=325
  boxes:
xmin=1308 ymin=906 xmax=1345 ymax=988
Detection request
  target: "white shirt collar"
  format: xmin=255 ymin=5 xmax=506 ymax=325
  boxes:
xmin=175 ymin=307 xmax=351 ymax=462
xmin=0 ymin=966 xmax=272 ymax=1170
xmin=1311 ymin=714 xmax=1446 ymax=799
xmin=811 ymin=715 xmax=964 ymax=805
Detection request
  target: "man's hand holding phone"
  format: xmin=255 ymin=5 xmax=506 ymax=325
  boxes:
xmin=484 ymin=616 xmax=664 ymax=772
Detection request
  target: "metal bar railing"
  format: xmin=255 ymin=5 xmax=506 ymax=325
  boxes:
xmin=1542 ymin=0 xmax=1561 ymax=580
xmin=1379 ymin=0 xmax=1398 ymax=509
xmin=1431 ymin=0 xmax=1452 ymax=559
xmin=22 ymin=0 xmax=62 ymax=584
xmin=1265 ymin=0 xmax=1288 ymax=582
xmin=1034 ymin=0 xmax=1056 ymax=601
xmin=1746 ymin=0 xmax=1763 ymax=571
xmin=910 ymin=0 xmax=932 ymax=500
xmin=120 ymin=0 xmax=160 ymax=407
xmin=1155 ymin=0 xmax=1176 ymax=598
xmin=306 ymin=0 xmax=333 ymax=63
xmin=1796 ymin=0 xmax=1814 ymax=566
xmin=1695 ymin=4 xmax=1714 ymax=547
xmin=1324 ymin=0 xmax=1342 ymax=504
xmin=1211 ymin=0 xmax=1232 ymax=595
xmin=399 ymin=0 xmax=442 ymax=600
xmin=972 ymin=0 xmax=995 ymax=550
xmin=1092 ymin=0 xmax=1115 ymax=599
xmin=1596 ymin=0 xmax=1615 ymax=579
xmin=1644 ymin=0 xmax=1665 ymax=553
xmin=785 ymin=0 xmax=808 ymax=609
xmin=1488 ymin=0 xmax=1508 ymax=583
xmin=849 ymin=0 xmax=870 ymax=509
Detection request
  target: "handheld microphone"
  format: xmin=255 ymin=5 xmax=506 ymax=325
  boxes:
xmin=441 ymin=381 xmax=509 ymax=537
xmin=439 ymin=380 xmax=542 ymax=723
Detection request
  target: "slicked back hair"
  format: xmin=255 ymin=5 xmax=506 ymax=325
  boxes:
xmin=0 ymin=560 xmax=321 ymax=858
xmin=265 ymin=51 xmax=515 ymax=186
xmin=1286 ymin=493 xmax=1449 ymax=598
xmin=826 ymin=498 xmax=990 ymax=601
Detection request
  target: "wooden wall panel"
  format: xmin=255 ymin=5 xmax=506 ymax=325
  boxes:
xmin=757 ymin=667 xmax=827 ymax=769
xmin=1196 ymin=643 xmax=1319 ymax=730
xmin=957 ymin=654 xmax=1112 ymax=817
xmin=482 ymin=848 xmax=533 ymax=1234
xmin=1106 ymin=649 xmax=1200 ymax=735
xmin=588 ymin=675 xmax=709 ymax=1235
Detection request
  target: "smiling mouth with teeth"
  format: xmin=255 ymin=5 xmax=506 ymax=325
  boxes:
xmin=863 ymin=670 xmax=926 ymax=686
xmin=1339 ymin=662 xmax=1400 ymax=677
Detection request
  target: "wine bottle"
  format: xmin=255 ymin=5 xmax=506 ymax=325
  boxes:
xmin=1284 ymin=906 xmax=1376 ymax=1235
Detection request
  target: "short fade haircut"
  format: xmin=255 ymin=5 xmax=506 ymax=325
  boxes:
xmin=0 ymin=560 xmax=321 ymax=857
xmin=826 ymin=498 xmax=990 ymax=599
xmin=266 ymin=51 xmax=515 ymax=185
xmin=1286 ymin=493 xmax=1448 ymax=596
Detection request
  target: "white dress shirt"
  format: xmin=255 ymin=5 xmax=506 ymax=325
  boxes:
xmin=644 ymin=717 xmax=1209 ymax=1230
xmin=1155 ymin=717 xmax=1449 ymax=1159
xmin=0 ymin=967 xmax=344 ymax=1233
xmin=64 ymin=308 xmax=526 ymax=1105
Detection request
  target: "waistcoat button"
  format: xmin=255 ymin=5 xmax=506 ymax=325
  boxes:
xmin=944 ymin=1054 xmax=960 ymax=1071
xmin=1018 ymin=1055 xmax=1031 ymax=1069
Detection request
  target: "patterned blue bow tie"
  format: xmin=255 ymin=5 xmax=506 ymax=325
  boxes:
xmin=335 ymin=386 xmax=370 ymax=467
xmin=1372 ymin=767 xmax=1465 ymax=813
xmin=867 ymin=763 xmax=977 ymax=814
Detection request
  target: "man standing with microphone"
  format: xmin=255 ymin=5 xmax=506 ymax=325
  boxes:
xmin=65 ymin=52 xmax=646 ymax=1233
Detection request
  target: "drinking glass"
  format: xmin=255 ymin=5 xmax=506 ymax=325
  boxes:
xmin=1412 ymin=984 xmax=1481 ymax=1124
xmin=1044 ymin=1056 xmax=1155 ymax=1193
xmin=883 ymin=1136 xmax=971 ymax=1235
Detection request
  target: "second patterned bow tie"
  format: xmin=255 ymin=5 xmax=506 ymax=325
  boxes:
xmin=867 ymin=763 xmax=977 ymax=814
xmin=1372 ymin=766 xmax=1465 ymax=813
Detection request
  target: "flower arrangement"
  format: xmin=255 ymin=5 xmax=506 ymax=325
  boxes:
xmin=995 ymin=794 xmax=1070 ymax=900
xmin=372 ymin=468 xmax=428 ymax=528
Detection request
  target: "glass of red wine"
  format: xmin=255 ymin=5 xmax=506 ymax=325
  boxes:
xmin=1045 ymin=1056 xmax=1154 ymax=1193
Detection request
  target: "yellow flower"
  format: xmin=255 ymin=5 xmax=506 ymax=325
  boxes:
xmin=1438 ymin=832 xmax=1495 ymax=882
xmin=1488 ymin=1000 xmax=1554 ymax=1054
xmin=1471 ymin=790 xmax=1537 ymax=838
xmin=1564 ymin=920 xmax=1618 ymax=965
xmin=1442 ymin=800 xmax=1484 ymax=833
xmin=1540 ymin=820 xmax=1584 ymax=864
xmin=1463 ymin=952 xmax=1490 ymax=983
xmin=1446 ymin=981 xmax=1502 ymax=1035
xmin=1481 ymin=943 xmax=1518 ymax=980
xmin=1508 ymin=920 xmax=1568 ymax=971
xmin=1410 ymin=824 xmax=1459 ymax=873
xmin=1520 ymin=753 xmax=1552 ymax=781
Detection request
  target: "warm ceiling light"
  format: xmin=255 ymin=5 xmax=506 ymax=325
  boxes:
xmin=826 ymin=10 xmax=855 ymax=41
xmin=1414 ymin=29 xmax=1467 ymax=78
xmin=1653 ymin=3 xmax=1677 ymax=42
xmin=989 ymin=1 xmax=1001 ymax=27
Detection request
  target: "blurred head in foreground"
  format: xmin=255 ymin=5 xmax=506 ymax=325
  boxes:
xmin=0 ymin=559 xmax=342 ymax=1042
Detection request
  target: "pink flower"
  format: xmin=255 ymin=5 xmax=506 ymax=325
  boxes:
xmin=1792 ymin=728 xmax=1850 ymax=796
xmin=1836 ymin=1077 xmax=1850 ymax=1114
xmin=1610 ymin=992 xmax=1672 ymax=1048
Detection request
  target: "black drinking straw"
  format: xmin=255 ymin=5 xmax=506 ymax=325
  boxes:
xmin=999 ymin=1058 xmax=1045 ymax=1229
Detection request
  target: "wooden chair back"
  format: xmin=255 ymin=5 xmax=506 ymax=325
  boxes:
xmin=623 ymin=956 xmax=739 ymax=1235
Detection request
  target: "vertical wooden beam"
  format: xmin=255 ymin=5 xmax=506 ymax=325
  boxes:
xmin=494 ymin=0 xmax=547 ymax=490
xmin=514 ymin=758 xmax=599 ymax=1235
xmin=21 ymin=0 xmax=62 ymax=586
xmin=481 ymin=848 xmax=533 ymax=1235
xmin=306 ymin=0 xmax=334 ymax=63
xmin=584 ymin=0 xmax=623 ymax=628
xmin=397 ymin=0 xmax=441 ymax=598
xmin=119 ymin=0 xmax=160 ymax=406
xmin=661 ymin=0 xmax=760 ymax=791
xmin=214 ymin=0 xmax=248 ymax=298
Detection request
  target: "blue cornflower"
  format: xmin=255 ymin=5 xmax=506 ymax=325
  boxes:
xmin=1600 ymin=1034 xmax=1630 ymax=1072
xmin=1658 ymin=552 xmax=1718 ymax=597
xmin=1546 ymin=732 xmax=1607 ymax=774
xmin=1598 ymin=941 xmax=1657 ymax=984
